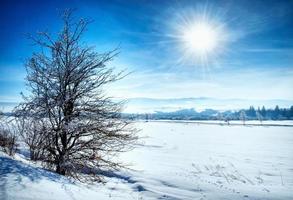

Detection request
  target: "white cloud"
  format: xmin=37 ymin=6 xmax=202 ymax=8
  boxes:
xmin=107 ymin=67 xmax=293 ymax=100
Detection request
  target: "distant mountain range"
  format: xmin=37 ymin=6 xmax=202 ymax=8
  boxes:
xmin=124 ymin=106 xmax=293 ymax=121
xmin=124 ymin=97 xmax=293 ymax=113
xmin=0 ymin=102 xmax=18 ymax=112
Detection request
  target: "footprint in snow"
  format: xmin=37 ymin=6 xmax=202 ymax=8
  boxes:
xmin=263 ymin=188 xmax=270 ymax=192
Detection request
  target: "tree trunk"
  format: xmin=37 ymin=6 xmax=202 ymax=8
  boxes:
xmin=56 ymin=163 xmax=66 ymax=175
xmin=56 ymin=154 xmax=66 ymax=175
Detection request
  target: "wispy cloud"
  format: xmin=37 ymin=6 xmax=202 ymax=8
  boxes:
xmin=108 ymin=66 xmax=293 ymax=101
xmin=241 ymin=48 xmax=293 ymax=53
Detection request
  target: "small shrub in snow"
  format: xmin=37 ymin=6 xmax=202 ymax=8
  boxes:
xmin=0 ymin=114 xmax=18 ymax=156
xmin=16 ymin=117 xmax=48 ymax=161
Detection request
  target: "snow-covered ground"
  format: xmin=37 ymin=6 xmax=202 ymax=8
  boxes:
xmin=147 ymin=120 xmax=293 ymax=126
xmin=1 ymin=121 xmax=293 ymax=199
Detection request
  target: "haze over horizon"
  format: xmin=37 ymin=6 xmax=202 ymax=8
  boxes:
xmin=1 ymin=0 xmax=293 ymax=113
xmin=1 ymin=97 xmax=292 ymax=113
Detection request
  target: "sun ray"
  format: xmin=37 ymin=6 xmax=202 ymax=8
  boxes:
xmin=161 ymin=4 xmax=231 ymax=71
xmin=183 ymin=22 xmax=218 ymax=54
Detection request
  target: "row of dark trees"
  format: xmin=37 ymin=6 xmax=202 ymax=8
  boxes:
xmin=235 ymin=105 xmax=293 ymax=120
xmin=126 ymin=105 xmax=293 ymax=121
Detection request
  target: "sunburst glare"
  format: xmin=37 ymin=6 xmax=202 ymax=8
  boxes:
xmin=182 ymin=22 xmax=218 ymax=55
xmin=179 ymin=18 xmax=228 ymax=66
xmin=166 ymin=5 xmax=231 ymax=68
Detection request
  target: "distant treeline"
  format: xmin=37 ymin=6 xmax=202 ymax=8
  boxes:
xmin=124 ymin=105 xmax=293 ymax=121
xmin=2 ymin=105 xmax=293 ymax=121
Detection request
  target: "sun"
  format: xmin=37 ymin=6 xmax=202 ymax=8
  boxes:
xmin=176 ymin=18 xmax=229 ymax=66
xmin=162 ymin=4 xmax=230 ymax=67
xmin=183 ymin=22 xmax=218 ymax=54
xmin=168 ymin=7 xmax=230 ymax=66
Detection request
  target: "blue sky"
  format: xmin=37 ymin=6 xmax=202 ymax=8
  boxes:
xmin=0 ymin=0 xmax=293 ymax=109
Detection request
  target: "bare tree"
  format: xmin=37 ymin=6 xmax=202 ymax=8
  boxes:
xmin=15 ymin=10 xmax=137 ymax=180
xmin=217 ymin=112 xmax=223 ymax=125
xmin=256 ymin=111 xmax=263 ymax=125
xmin=239 ymin=110 xmax=246 ymax=125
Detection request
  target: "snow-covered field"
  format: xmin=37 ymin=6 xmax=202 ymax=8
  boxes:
xmin=1 ymin=121 xmax=293 ymax=200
